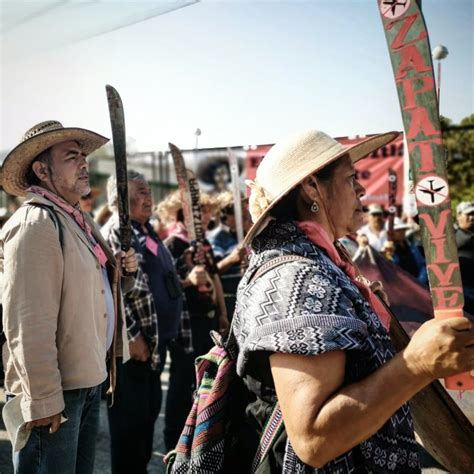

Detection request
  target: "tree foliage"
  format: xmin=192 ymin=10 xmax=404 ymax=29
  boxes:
xmin=441 ymin=114 xmax=474 ymax=207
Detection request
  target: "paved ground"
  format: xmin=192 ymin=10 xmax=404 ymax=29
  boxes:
xmin=0 ymin=365 xmax=471 ymax=473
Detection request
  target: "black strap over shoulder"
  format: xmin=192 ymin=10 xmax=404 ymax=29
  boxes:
xmin=1 ymin=203 xmax=64 ymax=347
xmin=28 ymin=202 xmax=64 ymax=250
xmin=225 ymin=254 xmax=310 ymax=359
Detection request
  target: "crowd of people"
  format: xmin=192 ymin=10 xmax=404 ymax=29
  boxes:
xmin=0 ymin=122 xmax=473 ymax=473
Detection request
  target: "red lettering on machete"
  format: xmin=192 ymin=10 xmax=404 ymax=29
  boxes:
xmin=385 ymin=13 xmax=427 ymax=51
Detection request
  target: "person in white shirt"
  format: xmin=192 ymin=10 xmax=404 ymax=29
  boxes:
xmin=357 ymin=203 xmax=388 ymax=252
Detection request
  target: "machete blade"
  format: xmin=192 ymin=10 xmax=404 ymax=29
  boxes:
xmin=106 ymin=84 xmax=132 ymax=251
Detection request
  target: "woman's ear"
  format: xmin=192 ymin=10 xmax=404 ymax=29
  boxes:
xmin=300 ymin=175 xmax=320 ymax=203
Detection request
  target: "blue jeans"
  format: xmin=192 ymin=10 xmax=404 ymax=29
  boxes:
xmin=12 ymin=385 xmax=101 ymax=474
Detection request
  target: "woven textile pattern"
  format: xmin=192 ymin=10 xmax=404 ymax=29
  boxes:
xmin=233 ymin=221 xmax=420 ymax=473
xmin=170 ymin=344 xmax=234 ymax=472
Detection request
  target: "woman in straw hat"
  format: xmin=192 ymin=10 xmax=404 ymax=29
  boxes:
xmin=0 ymin=121 xmax=137 ymax=474
xmin=232 ymin=129 xmax=474 ymax=472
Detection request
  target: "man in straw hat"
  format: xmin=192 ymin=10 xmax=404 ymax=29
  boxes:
xmin=0 ymin=121 xmax=137 ymax=473
xmin=230 ymin=129 xmax=474 ymax=472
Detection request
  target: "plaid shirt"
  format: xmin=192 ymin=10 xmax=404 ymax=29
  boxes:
xmin=102 ymin=214 xmax=193 ymax=366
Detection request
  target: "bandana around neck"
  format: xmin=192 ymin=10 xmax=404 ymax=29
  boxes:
xmin=28 ymin=186 xmax=108 ymax=267
xmin=167 ymin=221 xmax=190 ymax=243
xmin=296 ymin=220 xmax=391 ymax=330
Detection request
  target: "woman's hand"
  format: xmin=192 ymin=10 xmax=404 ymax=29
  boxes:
xmin=370 ymin=280 xmax=389 ymax=306
xmin=404 ymin=317 xmax=474 ymax=382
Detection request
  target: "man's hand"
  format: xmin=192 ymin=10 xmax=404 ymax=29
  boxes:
xmin=26 ymin=413 xmax=62 ymax=434
xmin=119 ymin=248 xmax=138 ymax=275
xmin=129 ymin=333 xmax=150 ymax=362
xmin=217 ymin=247 xmax=248 ymax=274
xmin=356 ymin=234 xmax=369 ymax=248
xmin=185 ymin=265 xmax=208 ymax=287
xmin=227 ymin=247 xmax=246 ymax=265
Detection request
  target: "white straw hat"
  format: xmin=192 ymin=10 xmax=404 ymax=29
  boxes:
xmin=1 ymin=120 xmax=108 ymax=197
xmin=244 ymin=129 xmax=399 ymax=245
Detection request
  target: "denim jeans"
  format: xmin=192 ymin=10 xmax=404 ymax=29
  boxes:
xmin=13 ymin=385 xmax=101 ymax=474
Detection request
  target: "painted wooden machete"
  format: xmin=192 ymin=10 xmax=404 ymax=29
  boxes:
xmin=377 ymin=0 xmax=473 ymax=390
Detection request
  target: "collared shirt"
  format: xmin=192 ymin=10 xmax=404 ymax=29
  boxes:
xmin=357 ymin=224 xmax=388 ymax=252
xmin=208 ymin=224 xmax=238 ymax=258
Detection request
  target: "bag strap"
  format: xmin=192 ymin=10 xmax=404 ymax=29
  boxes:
xmin=0 ymin=204 xmax=64 ymax=348
xmin=251 ymin=402 xmax=285 ymax=473
xmin=225 ymin=254 xmax=310 ymax=360
xmin=28 ymin=202 xmax=64 ymax=250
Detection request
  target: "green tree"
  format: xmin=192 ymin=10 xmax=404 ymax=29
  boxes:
xmin=441 ymin=114 xmax=474 ymax=207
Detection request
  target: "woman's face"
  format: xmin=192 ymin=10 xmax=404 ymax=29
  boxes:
xmin=320 ymin=156 xmax=366 ymax=238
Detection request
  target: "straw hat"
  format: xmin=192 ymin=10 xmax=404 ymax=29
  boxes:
xmin=244 ymin=129 xmax=399 ymax=245
xmin=1 ymin=120 xmax=108 ymax=197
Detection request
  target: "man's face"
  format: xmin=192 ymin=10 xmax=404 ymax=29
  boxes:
xmin=129 ymin=179 xmax=153 ymax=224
xmin=321 ymin=156 xmax=366 ymax=237
xmin=46 ymin=140 xmax=90 ymax=204
xmin=457 ymin=211 xmax=474 ymax=232
xmin=368 ymin=212 xmax=384 ymax=230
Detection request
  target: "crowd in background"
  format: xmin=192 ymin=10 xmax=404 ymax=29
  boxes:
xmin=0 ymin=173 xmax=473 ymax=472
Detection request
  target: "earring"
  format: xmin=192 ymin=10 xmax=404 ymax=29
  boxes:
xmin=311 ymin=202 xmax=319 ymax=213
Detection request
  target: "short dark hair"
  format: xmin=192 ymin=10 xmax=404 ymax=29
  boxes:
xmin=24 ymin=147 xmax=53 ymax=186
xmin=220 ymin=204 xmax=234 ymax=221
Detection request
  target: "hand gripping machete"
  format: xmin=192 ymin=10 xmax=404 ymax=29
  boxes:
xmin=168 ymin=142 xmax=216 ymax=302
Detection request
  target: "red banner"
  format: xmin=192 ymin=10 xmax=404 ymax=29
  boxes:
xmin=245 ymin=135 xmax=404 ymax=206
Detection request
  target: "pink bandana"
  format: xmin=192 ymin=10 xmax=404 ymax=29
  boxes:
xmin=296 ymin=221 xmax=391 ymax=330
xmin=28 ymin=186 xmax=108 ymax=267
xmin=167 ymin=221 xmax=190 ymax=243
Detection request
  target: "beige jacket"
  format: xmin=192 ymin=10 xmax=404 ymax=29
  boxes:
xmin=0 ymin=193 xmax=130 ymax=422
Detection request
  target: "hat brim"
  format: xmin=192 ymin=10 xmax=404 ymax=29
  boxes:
xmin=243 ymin=131 xmax=399 ymax=246
xmin=1 ymin=127 xmax=109 ymax=197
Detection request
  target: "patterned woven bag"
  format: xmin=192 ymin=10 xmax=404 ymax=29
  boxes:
xmin=164 ymin=256 xmax=305 ymax=473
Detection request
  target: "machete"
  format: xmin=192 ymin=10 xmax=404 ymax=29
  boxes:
xmin=106 ymin=84 xmax=132 ymax=253
xmin=168 ymin=142 xmax=215 ymax=301
xmin=378 ymin=0 xmax=473 ymax=390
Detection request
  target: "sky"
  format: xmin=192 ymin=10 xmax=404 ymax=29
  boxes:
xmin=1 ymin=0 xmax=473 ymax=154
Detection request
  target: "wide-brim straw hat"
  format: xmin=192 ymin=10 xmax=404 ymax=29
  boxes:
xmin=1 ymin=120 xmax=108 ymax=197
xmin=243 ymin=129 xmax=399 ymax=245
